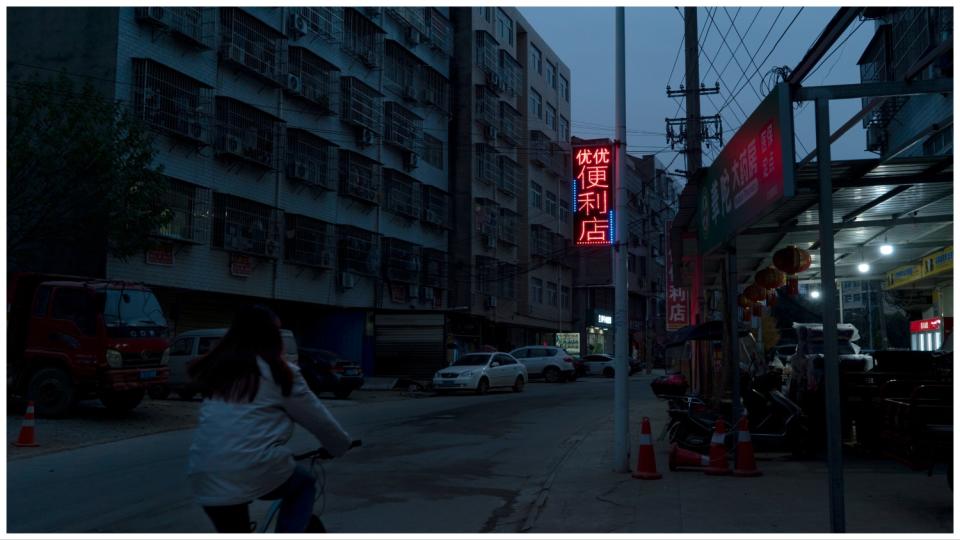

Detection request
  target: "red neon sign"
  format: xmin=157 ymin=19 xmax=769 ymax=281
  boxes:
xmin=573 ymin=144 xmax=615 ymax=246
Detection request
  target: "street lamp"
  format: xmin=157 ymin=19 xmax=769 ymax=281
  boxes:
xmin=880 ymin=244 xmax=894 ymax=256
xmin=857 ymin=262 xmax=870 ymax=273
xmin=811 ymin=290 xmax=821 ymax=299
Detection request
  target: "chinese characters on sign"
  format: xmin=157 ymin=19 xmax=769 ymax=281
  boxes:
xmin=665 ymin=221 xmax=690 ymax=330
xmin=573 ymin=144 xmax=614 ymax=246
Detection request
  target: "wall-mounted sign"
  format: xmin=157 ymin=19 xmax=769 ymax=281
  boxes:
xmin=145 ymin=243 xmax=174 ymax=266
xmin=229 ymin=254 xmax=252 ymax=277
xmin=573 ymin=143 xmax=615 ymax=246
xmin=885 ymin=263 xmax=922 ymax=290
xmin=597 ymin=313 xmax=613 ymax=326
xmin=922 ymin=245 xmax=953 ymax=277
xmin=555 ymin=332 xmax=581 ymax=354
xmin=665 ymin=220 xmax=690 ymax=330
xmin=698 ymin=82 xmax=795 ymax=254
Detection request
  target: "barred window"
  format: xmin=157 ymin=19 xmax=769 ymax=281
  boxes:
xmin=341 ymin=76 xmax=383 ymax=133
xmin=476 ymin=143 xmax=498 ymax=185
xmin=546 ymin=191 xmax=558 ymax=217
xmin=132 ymin=58 xmax=213 ymax=145
xmin=531 ymin=277 xmax=543 ymax=304
xmin=211 ymin=193 xmax=281 ymax=258
xmin=219 ymin=8 xmax=287 ymax=84
xmin=286 ymin=129 xmax=337 ymax=190
xmin=288 ymin=7 xmax=342 ymax=42
xmin=383 ymin=237 xmax=421 ymax=284
xmin=498 ymin=156 xmax=518 ymax=197
xmin=530 ymin=181 xmax=542 ymax=209
xmin=422 ymin=185 xmax=449 ymax=227
xmin=287 ymin=47 xmax=340 ymax=114
xmin=422 ymin=65 xmax=450 ymax=113
xmin=529 ymin=89 xmax=542 ymax=119
xmin=136 ymin=7 xmax=214 ymax=48
xmin=422 ymin=134 xmax=443 ymax=169
xmin=285 ymin=213 xmax=335 ymax=269
xmin=156 ymin=177 xmax=211 ymax=244
xmin=498 ymin=207 xmax=518 ymax=245
xmin=426 ymin=8 xmax=453 ymax=56
xmin=476 ymin=256 xmax=498 ymax=295
xmin=214 ymin=96 xmax=284 ymax=169
xmin=384 ymin=101 xmax=423 ymax=153
xmin=339 ymin=150 xmax=381 ymax=204
xmin=546 ymin=281 xmax=558 ymax=306
xmin=339 ymin=226 xmax=380 ymax=276
xmin=498 ymin=263 xmax=517 ymax=298
xmin=499 ymin=50 xmax=522 ymax=97
xmin=476 ymin=30 xmax=499 ymax=74
xmin=384 ymin=40 xmax=419 ymax=98
xmin=384 ymin=168 xmax=422 ymax=219
xmin=422 ymin=248 xmax=448 ymax=289
xmin=342 ymin=7 xmax=385 ymax=68
xmin=561 ymin=285 xmax=571 ymax=309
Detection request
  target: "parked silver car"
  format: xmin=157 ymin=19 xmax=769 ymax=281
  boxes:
xmin=509 ymin=346 xmax=576 ymax=382
xmin=433 ymin=352 xmax=528 ymax=394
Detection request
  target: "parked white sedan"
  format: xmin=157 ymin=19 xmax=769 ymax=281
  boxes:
xmin=433 ymin=352 xmax=528 ymax=394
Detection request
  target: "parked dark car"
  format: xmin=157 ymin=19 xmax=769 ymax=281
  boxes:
xmin=298 ymin=348 xmax=365 ymax=399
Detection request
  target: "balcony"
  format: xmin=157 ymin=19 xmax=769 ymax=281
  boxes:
xmin=136 ymin=7 xmax=214 ymax=48
xmin=498 ymin=156 xmax=518 ymax=197
xmin=212 ymin=193 xmax=281 ymax=258
xmin=475 ymin=86 xmax=498 ymax=128
xmin=499 ymin=101 xmax=522 ymax=146
xmin=286 ymin=47 xmax=339 ymax=114
xmin=339 ymin=150 xmax=381 ymax=205
xmin=341 ymin=76 xmax=383 ymax=138
xmin=422 ymin=66 xmax=451 ymax=114
xmin=383 ymin=237 xmax=421 ymax=284
xmin=288 ymin=7 xmax=342 ymax=43
xmin=131 ymin=59 xmax=213 ymax=145
xmin=384 ymin=168 xmax=422 ymax=219
xmin=475 ymin=30 xmax=499 ymax=75
xmin=475 ymin=198 xmax=499 ymax=247
xmin=342 ymin=7 xmax=385 ymax=68
xmin=155 ymin=177 xmax=211 ymax=244
xmin=338 ymin=225 xmax=380 ymax=276
xmin=214 ymin=97 xmax=284 ymax=169
xmin=219 ymin=8 xmax=287 ymax=86
xmin=422 ymin=185 xmax=449 ymax=228
xmin=286 ymin=129 xmax=337 ymax=190
xmin=498 ymin=208 xmax=518 ymax=245
xmin=499 ymin=50 xmax=522 ymax=97
xmin=530 ymin=130 xmax=550 ymax=167
xmin=284 ymin=213 xmax=335 ymax=269
xmin=422 ymin=248 xmax=448 ymax=289
xmin=475 ymin=143 xmax=498 ymax=186
xmin=426 ymin=8 xmax=453 ymax=56
xmin=384 ymin=102 xmax=422 ymax=153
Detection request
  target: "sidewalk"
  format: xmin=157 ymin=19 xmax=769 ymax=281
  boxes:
xmin=525 ymin=391 xmax=953 ymax=533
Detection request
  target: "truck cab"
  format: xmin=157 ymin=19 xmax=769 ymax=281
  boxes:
xmin=8 ymin=274 xmax=170 ymax=416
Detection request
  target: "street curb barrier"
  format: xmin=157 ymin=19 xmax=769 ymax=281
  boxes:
xmin=668 ymin=443 xmax=710 ymax=471
xmin=632 ymin=417 xmax=662 ymax=479
xmin=704 ymin=417 xmax=730 ymax=475
xmin=733 ymin=416 xmax=762 ymax=477
xmin=13 ymin=401 xmax=39 ymax=447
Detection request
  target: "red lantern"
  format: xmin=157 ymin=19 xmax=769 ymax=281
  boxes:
xmin=767 ymin=290 xmax=778 ymax=307
xmin=798 ymin=250 xmax=812 ymax=273
xmin=744 ymin=284 xmax=767 ymax=303
xmin=773 ymin=246 xmax=811 ymax=298
xmin=755 ymin=266 xmax=786 ymax=289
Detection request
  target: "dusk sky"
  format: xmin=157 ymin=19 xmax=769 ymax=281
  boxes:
xmin=520 ymin=6 xmax=876 ymax=177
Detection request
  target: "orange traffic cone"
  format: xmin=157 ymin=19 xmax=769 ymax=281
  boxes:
xmin=668 ymin=444 xmax=710 ymax=471
xmin=632 ymin=417 xmax=662 ymax=479
xmin=13 ymin=401 xmax=39 ymax=447
xmin=733 ymin=416 xmax=762 ymax=477
xmin=704 ymin=418 xmax=730 ymax=475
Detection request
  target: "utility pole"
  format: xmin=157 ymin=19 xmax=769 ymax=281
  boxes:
xmin=613 ymin=6 xmax=630 ymax=473
xmin=684 ymin=6 xmax=703 ymax=174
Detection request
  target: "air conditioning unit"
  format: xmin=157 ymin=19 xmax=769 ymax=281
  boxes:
xmin=319 ymin=250 xmax=334 ymax=268
xmin=485 ymin=296 xmax=497 ymax=309
xmin=405 ymin=27 xmax=421 ymax=46
xmin=222 ymin=134 xmax=242 ymax=154
xmin=224 ymin=42 xmax=245 ymax=64
xmin=402 ymin=85 xmax=417 ymax=100
xmin=485 ymin=125 xmax=498 ymax=141
xmin=362 ymin=50 xmax=377 ymax=67
xmin=189 ymin=121 xmax=207 ymax=143
xmin=339 ymin=271 xmax=357 ymax=289
xmin=404 ymin=152 xmax=419 ymax=170
xmin=358 ymin=127 xmax=375 ymax=146
xmin=290 ymin=14 xmax=309 ymax=37
xmin=286 ymin=73 xmax=303 ymax=94
xmin=408 ymin=285 xmax=419 ymax=298
xmin=287 ymin=160 xmax=308 ymax=180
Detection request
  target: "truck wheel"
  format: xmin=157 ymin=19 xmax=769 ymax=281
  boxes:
xmin=100 ymin=388 xmax=146 ymax=413
xmin=28 ymin=367 xmax=75 ymax=417
xmin=147 ymin=384 xmax=170 ymax=400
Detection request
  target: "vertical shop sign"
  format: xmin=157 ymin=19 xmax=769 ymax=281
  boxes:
xmin=573 ymin=143 xmax=615 ymax=246
xmin=666 ymin=221 xmax=690 ymax=330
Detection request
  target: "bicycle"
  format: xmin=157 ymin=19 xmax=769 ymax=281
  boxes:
xmin=256 ymin=439 xmax=362 ymax=533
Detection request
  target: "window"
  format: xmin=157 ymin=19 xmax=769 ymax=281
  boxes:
xmin=546 ymin=281 xmax=558 ymax=306
xmin=640 ymin=256 xmax=647 ymax=277
xmin=383 ymin=237 xmax=422 ymax=284
xmin=546 ymin=104 xmax=557 ymax=130
xmin=422 ymin=185 xmax=450 ymax=227
xmin=384 ymin=169 xmax=422 ymax=219
xmin=33 ymin=286 xmax=52 ymax=317
xmin=339 ymin=225 xmax=381 ymax=276
xmin=529 ymin=88 xmax=542 ymax=119
xmin=384 ymin=101 xmax=423 ymax=153
xmin=422 ymin=66 xmax=451 ymax=113
xmin=51 ymin=288 xmax=95 ymax=336
xmin=423 ymin=134 xmax=443 ymax=169
xmin=219 ymin=8 xmax=287 ymax=84
xmin=561 ymin=285 xmax=571 ymax=309
xmin=198 ymin=337 xmax=219 ymax=355
xmin=531 ymin=181 xmax=542 ymax=209
xmin=546 ymin=191 xmax=558 ymax=217
xmin=531 ymin=277 xmax=544 ymax=304
xmin=484 ymin=7 xmax=492 ymax=22
xmin=546 ymin=60 xmax=557 ymax=89
xmin=212 ymin=193 xmax=281 ymax=257
xmin=157 ymin=177 xmax=212 ymax=243
xmin=215 ymin=97 xmax=283 ymax=169
xmin=531 ymin=44 xmax=542 ymax=74
xmin=288 ymin=47 xmax=340 ymax=115
xmin=170 ymin=337 xmax=193 ymax=356
xmin=495 ymin=8 xmax=513 ymax=45
xmin=499 ymin=263 xmax=517 ymax=298
xmin=496 ymin=354 xmax=516 ymax=365
xmin=559 ymin=115 xmax=569 ymax=141
xmin=341 ymin=77 xmax=383 ymax=133
xmin=560 ymin=200 xmax=570 ymax=223
xmin=339 ymin=150 xmax=382 ymax=204
xmin=342 ymin=7 xmax=384 ymax=67
xmin=560 ymin=74 xmax=569 ymax=101
xmin=384 ymin=40 xmax=417 ymax=97
xmin=131 ymin=59 xmax=212 ymax=144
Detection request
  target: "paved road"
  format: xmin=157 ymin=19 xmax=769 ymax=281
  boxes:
xmin=8 ymin=376 xmax=654 ymax=533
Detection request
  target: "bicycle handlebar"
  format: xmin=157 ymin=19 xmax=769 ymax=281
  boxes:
xmin=294 ymin=439 xmax=362 ymax=461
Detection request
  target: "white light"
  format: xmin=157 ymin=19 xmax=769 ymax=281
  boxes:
xmin=810 ymin=290 xmax=821 ymax=299
xmin=858 ymin=263 xmax=870 ymax=273
xmin=880 ymin=244 xmax=894 ymax=256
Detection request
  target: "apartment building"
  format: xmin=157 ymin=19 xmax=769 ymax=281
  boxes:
xmin=8 ymin=7 xmax=455 ymax=375
xmin=449 ymin=7 xmax=573 ymax=353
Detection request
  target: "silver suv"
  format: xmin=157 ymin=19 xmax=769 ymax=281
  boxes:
xmin=509 ymin=346 xmax=576 ymax=383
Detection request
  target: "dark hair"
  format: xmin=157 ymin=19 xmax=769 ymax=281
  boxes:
xmin=188 ymin=304 xmax=294 ymax=402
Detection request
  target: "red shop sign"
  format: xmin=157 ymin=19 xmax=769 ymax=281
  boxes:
xmin=572 ymin=143 xmax=615 ymax=246
xmin=230 ymin=254 xmax=253 ymax=278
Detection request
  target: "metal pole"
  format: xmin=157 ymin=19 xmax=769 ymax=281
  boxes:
xmin=612 ymin=6 xmax=630 ymax=473
xmin=684 ymin=7 xmax=702 ymax=174
xmin=838 ymin=280 xmax=844 ymax=324
xmin=726 ymin=248 xmax=741 ymax=423
xmin=866 ymin=280 xmax=875 ymax=350
xmin=815 ymin=97 xmax=846 ymax=533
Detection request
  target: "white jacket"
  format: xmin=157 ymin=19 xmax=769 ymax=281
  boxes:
xmin=187 ymin=357 xmax=352 ymax=506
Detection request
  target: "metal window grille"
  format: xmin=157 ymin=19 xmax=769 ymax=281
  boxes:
xmin=289 ymin=7 xmax=342 ymax=43
xmin=499 ymin=101 xmax=522 ymax=146
xmin=383 ymin=237 xmax=421 ymax=284
xmin=531 ymin=182 xmax=542 ymax=209
xmin=892 ymin=8 xmax=931 ymax=80
xmin=219 ymin=8 xmax=287 ymax=85
xmin=546 ymin=191 xmax=558 ymax=217
xmin=156 ymin=177 xmax=211 ymax=243
xmin=211 ymin=192 xmax=281 ymax=258
xmin=136 ymin=7 xmax=215 ymax=48
xmin=215 ymin=96 xmax=283 ymax=168
xmin=338 ymin=225 xmax=380 ymax=276
xmin=475 ymin=197 xmax=499 ymax=240
xmin=284 ymin=213 xmax=335 ymax=269
xmin=384 ymin=168 xmax=422 ymax=219
xmin=546 ymin=281 xmax=558 ymax=306
xmin=384 ymin=102 xmax=423 ymax=152
xmin=422 ymin=248 xmax=448 ymax=288
xmin=475 ymin=86 xmax=498 ymax=128
xmin=499 ymin=50 xmax=521 ymax=97
xmin=386 ymin=7 xmax=427 ymax=43
xmin=132 ymin=58 xmax=213 ymax=144
xmin=498 ymin=263 xmax=517 ymax=298
xmin=530 ymin=131 xmax=550 ymax=167
xmin=476 ymin=30 xmax=499 ymax=74
xmin=422 ymin=185 xmax=449 ymax=227
xmin=339 ymin=150 xmax=381 ymax=204
xmin=422 ymin=66 xmax=451 ymax=113
xmin=531 ymin=224 xmax=552 ymax=258
xmin=384 ymin=40 xmax=419 ymax=99
xmin=422 ymin=134 xmax=443 ymax=169
xmin=498 ymin=156 xmax=518 ymax=197
xmin=287 ymin=47 xmax=340 ymax=114
xmin=341 ymin=76 xmax=383 ymax=133
xmin=498 ymin=207 xmax=518 ymax=245
xmin=426 ymin=8 xmax=453 ymax=56
xmin=475 ymin=143 xmax=499 ymax=185
xmin=476 ymin=256 xmax=497 ymax=295
xmin=342 ymin=7 xmax=385 ymax=68
xmin=286 ymin=129 xmax=337 ymax=190
xmin=531 ymin=277 xmax=543 ymax=304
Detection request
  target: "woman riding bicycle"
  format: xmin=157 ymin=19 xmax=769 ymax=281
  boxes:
xmin=187 ymin=304 xmax=353 ymax=533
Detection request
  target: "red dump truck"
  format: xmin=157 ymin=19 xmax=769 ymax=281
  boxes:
xmin=7 ymin=273 xmax=170 ymax=416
